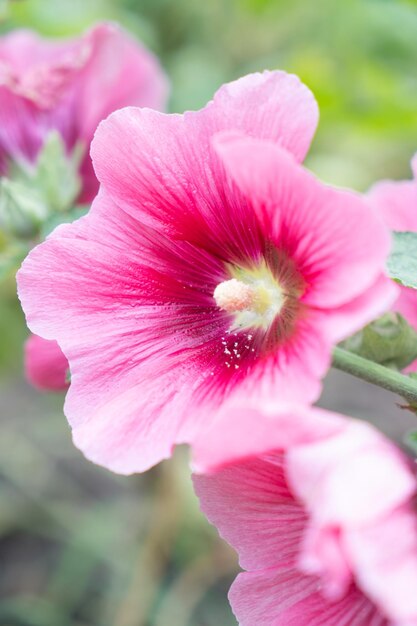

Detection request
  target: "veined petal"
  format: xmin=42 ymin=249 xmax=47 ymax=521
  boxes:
xmin=91 ymin=70 xmax=318 ymax=235
xmin=230 ymin=569 xmax=387 ymax=626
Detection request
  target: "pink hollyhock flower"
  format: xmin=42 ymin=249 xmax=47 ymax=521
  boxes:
xmin=25 ymin=333 xmax=69 ymax=391
xmin=17 ymin=71 xmax=396 ymax=473
xmin=194 ymin=404 xmax=417 ymax=625
xmin=0 ymin=22 xmax=168 ymax=202
xmin=368 ymin=156 xmax=417 ymax=367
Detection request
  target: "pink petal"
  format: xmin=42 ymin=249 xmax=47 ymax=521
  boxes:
xmin=345 ymin=505 xmax=417 ymax=624
xmin=91 ymin=70 xmax=318 ymax=230
xmin=287 ymin=419 xmax=416 ymax=527
xmin=76 ymin=23 xmax=168 ymax=140
xmin=24 ymin=333 xmax=69 ymax=392
xmin=315 ymin=274 xmax=398 ymax=343
xmin=69 ymin=367 xmax=196 ymax=473
xmin=204 ymin=70 xmax=318 ymax=162
xmin=0 ymin=87 xmax=41 ymax=168
xmin=213 ymin=134 xmax=391 ymax=309
xmin=194 ymin=455 xmax=307 ymax=571
xmin=368 ymin=179 xmax=417 ymax=232
xmin=230 ymin=568 xmax=387 ymax=626
xmin=299 ymin=523 xmax=353 ymax=600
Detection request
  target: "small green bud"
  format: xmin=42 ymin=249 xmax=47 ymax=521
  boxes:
xmin=341 ymin=312 xmax=417 ymax=370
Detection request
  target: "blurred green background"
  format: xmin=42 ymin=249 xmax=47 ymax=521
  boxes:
xmin=1 ymin=0 xmax=417 ymax=624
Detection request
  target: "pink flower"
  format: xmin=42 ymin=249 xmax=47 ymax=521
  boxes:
xmin=0 ymin=22 xmax=168 ymax=202
xmin=25 ymin=333 xmax=69 ymax=391
xmin=368 ymin=156 xmax=417 ymax=368
xmin=17 ymin=71 xmax=395 ymax=473
xmin=194 ymin=404 xmax=417 ymax=625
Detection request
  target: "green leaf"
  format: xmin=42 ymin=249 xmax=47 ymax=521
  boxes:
xmin=33 ymin=131 xmax=83 ymax=213
xmin=341 ymin=312 xmax=417 ymax=370
xmin=0 ymin=131 xmax=85 ymax=243
xmin=387 ymin=231 xmax=417 ymax=289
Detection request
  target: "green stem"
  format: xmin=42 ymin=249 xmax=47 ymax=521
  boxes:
xmin=332 ymin=346 xmax=417 ymax=405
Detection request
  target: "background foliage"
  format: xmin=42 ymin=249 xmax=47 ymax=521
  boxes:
xmin=1 ymin=0 xmax=417 ymax=624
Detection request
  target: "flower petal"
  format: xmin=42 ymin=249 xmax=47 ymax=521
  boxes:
xmin=287 ymin=420 xmax=416 ymax=527
xmin=314 ymin=274 xmax=398 ymax=344
xmin=213 ymin=134 xmax=391 ymax=309
xmin=230 ymin=568 xmax=386 ymax=626
xmin=368 ymin=170 xmax=417 ymax=232
xmin=24 ymin=334 xmax=69 ymax=391
xmin=345 ymin=505 xmax=417 ymax=624
xmin=91 ymin=70 xmax=318 ymax=232
xmin=194 ymin=455 xmax=307 ymax=571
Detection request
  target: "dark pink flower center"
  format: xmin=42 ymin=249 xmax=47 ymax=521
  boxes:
xmin=214 ymin=245 xmax=305 ymax=349
xmin=197 ymin=245 xmax=306 ymax=401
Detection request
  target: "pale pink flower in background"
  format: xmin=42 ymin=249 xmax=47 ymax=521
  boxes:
xmin=0 ymin=22 xmax=168 ymax=201
xmin=25 ymin=333 xmax=69 ymax=391
xmin=368 ymin=155 xmax=417 ymax=368
xmin=194 ymin=404 xmax=417 ymax=626
xmin=18 ymin=71 xmax=395 ymax=473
